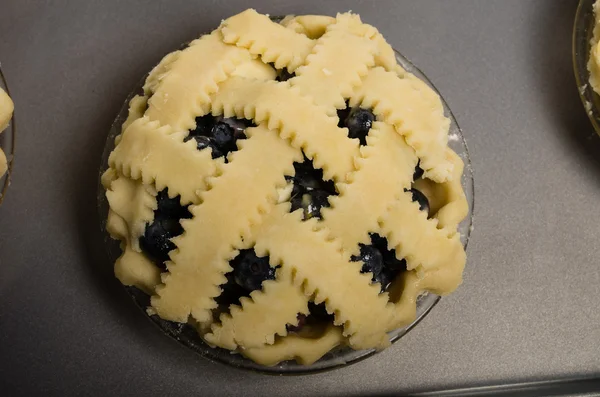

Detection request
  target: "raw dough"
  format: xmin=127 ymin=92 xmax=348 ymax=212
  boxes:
xmin=102 ymin=9 xmax=469 ymax=366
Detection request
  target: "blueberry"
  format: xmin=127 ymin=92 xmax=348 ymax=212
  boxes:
xmin=216 ymin=271 xmax=250 ymax=307
xmin=189 ymin=114 xmax=215 ymax=137
xmin=292 ymin=158 xmax=336 ymax=192
xmin=191 ymin=135 xmax=211 ymax=150
xmin=294 ymin=167 xmax=321 ymax=191
xmin=294 ymin=159 xmax=337 ymax=193
xmin=352 ymin=234 xmax=408 ymax=293
xmin=155 ymin=189 xmax=191 ymax=219
xmin=320 ymin=178 xmax=336 ymax=194
xmin=370 ymin=233 xmax=388 ymax=250
xmin=276 ymin=68 xmax=295 ymax=82
xmin=337 ymin=106 xmax=351 ymax=128
xmin=192 ymin=135 xmax=223 ymax=159
xmin=211 ymin=122 xmax=235 ymax=151
xmin=383 ymin=251 xmax=406 ymax=273
xmin=219 ymin=117 xmax=253 ymax=140
xmin=351 ymin=244 xmax=384 ymax=281
xmin=139 ymin=217 xmax=183 ymax=267
xmin=310 ymin=189 xmax=331 ymax=210
xmin=287 ymin=157 xmax=337 ymax=220
xmin=369 ymin=234 xmax=403 ymax=271
xmin=379 ymin=255 xmax=406 ymax=293
xmin=376 ymin=269 xmax=394 ymax=292
xmin=140 ymin=188 xmax=192 ymax=269
xmin=410 ymin=188 xmax=430 ymax=214
xmin=345 ymin=108 xmax=375 ymax=145
xmin=231 ymin=249 xmax=276 ymax=292
xmin=413 ymin=161 xmax=424 ymax=180
xmin=307 ymin=302 xmax=334 ymax=323
xmin=186 ymin=115 xmax=252 ymax=159
xmin=286 ymin=313 xmax=307 ymax=333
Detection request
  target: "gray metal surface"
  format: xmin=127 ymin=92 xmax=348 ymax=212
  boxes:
xmin=0 ymin=0 xmax=597 ymax=395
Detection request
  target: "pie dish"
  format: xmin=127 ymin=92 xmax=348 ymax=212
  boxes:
xmin=588 ymin=0 xmax=600 ymax=93
xmin=0 ymin=80 xmax=14 ymax=182
xmin=574 ymin=0 xmax=600 ymax=134
xmin=101 ymin=9 xmax=469 ymax=367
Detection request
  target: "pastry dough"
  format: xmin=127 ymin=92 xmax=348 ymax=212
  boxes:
xmin=590 ymin=1 xmax=600 ymax=94
xmin=102 ymin=9 xmax=468 ymax=366
xmin=0 ymin=87 xmax=13 ymax=178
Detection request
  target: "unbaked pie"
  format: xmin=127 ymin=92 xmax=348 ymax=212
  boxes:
xmin=0 ymin=87 xmax=13 ymax=178
xmin=589 ymin=1 xmax=600 ymax=93
xmin=101 ymin=9 xmax=468 ymax=366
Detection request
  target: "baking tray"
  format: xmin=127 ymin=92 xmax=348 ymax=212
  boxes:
xmin=1 ymin=1 xmax=600 ymax=396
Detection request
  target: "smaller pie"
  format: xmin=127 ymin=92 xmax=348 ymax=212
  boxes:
xmin=102 ymin=9 xmax=469 ymax=366
xmin=0 ymin=87 xmax=13 ymax=178
xmin=589 ymin=0 xmax=600 ymax=94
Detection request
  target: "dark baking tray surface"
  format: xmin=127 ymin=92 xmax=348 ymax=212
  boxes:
xmin=1 ymin=1 xmax=600 ymax=396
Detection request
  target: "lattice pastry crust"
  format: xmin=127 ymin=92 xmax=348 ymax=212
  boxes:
xmin=0 ymin=87 xmax=13 ymax=178
xmin=102 ymin=9 xmax=469 ymax=366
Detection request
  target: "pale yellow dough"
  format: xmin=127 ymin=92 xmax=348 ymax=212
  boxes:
xmin=0 ymin=87 xmax=13 ymax=178
xmin=102 ymin=9 xmax=469 ymax=366
xmin=590 ymin=1 xmax=600 ymax=94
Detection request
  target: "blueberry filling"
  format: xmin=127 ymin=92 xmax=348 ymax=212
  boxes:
xmin=139 ymin=189 xmax=191 ymax=270
xmin=408 ymin=188 xmax=430 ymax=214
xmin=286 ymin=302 xmax=335 ymax=333
xmin=337 ymin=104 xmax=376 ymax=146
xmin=212 ymin=123 xmax=235 ymax=152
xmin=230 ymin=249 xmax=277 ymax=293
xmin=267 ymin=62 xmax=296 ymax=82
xmin=190 ymin=114 xmax=214 ymax=136
xmin=184 ymin=114 xmax=253 ymax=160
xmin=307 ymin=302 xmax=334 ymax=323
xmin=351 ymin=233 xmax=407 ymax=292
xmin=139 ymin=219 xmax=181 ymax=266
xmin=215 ymin=249 xmax=278 ymax=309
xmin=352 ymin=245 xmax=384 ymax=281
xmin=154 ymin=189 xmax=192 ymax=220
xmin=215 ymin=271 xmax=250 ymax=308
xmin=413 ymin=160 xmax=424 ymax=181
xmin=191 ymin=135 xmax=223 ymax=158
xmin=286 ymin=157 xmax=337 ymax=220
xmin=276 ymin=67 xmax=295 ymax=82
xmin=285 ymin=313 xmax=307 ymax=333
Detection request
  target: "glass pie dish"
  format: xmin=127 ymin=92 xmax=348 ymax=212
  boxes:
xmin=0 ymin=65 xmax=15 ymax=205
xmin=574 ymin=0 xmax=600 ymax=134
xmin=97 ymin=40 xmax=474 ymax=374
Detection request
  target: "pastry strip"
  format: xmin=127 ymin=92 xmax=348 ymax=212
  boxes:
xmin=109 ymin=117 xmax=218 ymax=205
xmin=380 ymin=192 xmax=465 ymax=274
xmin=351 ymin=67 xmax=453 ymax=182
xmin=221 ymin=9 xmax=314 ymax=72
xmin=290 ymin=14 xmax=376 ymax=115
xmin=321 ymin=122 xmax=417 ymax=253
xmin=146 ymin=32 xmax=251 ymax=132
xmin=205 ymin=267 xmax=309 ymax=350
xmin=104 ymin=173 xmax=161 ymax=294
xmin=242 ymin=325 xmax=344 ymax=366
